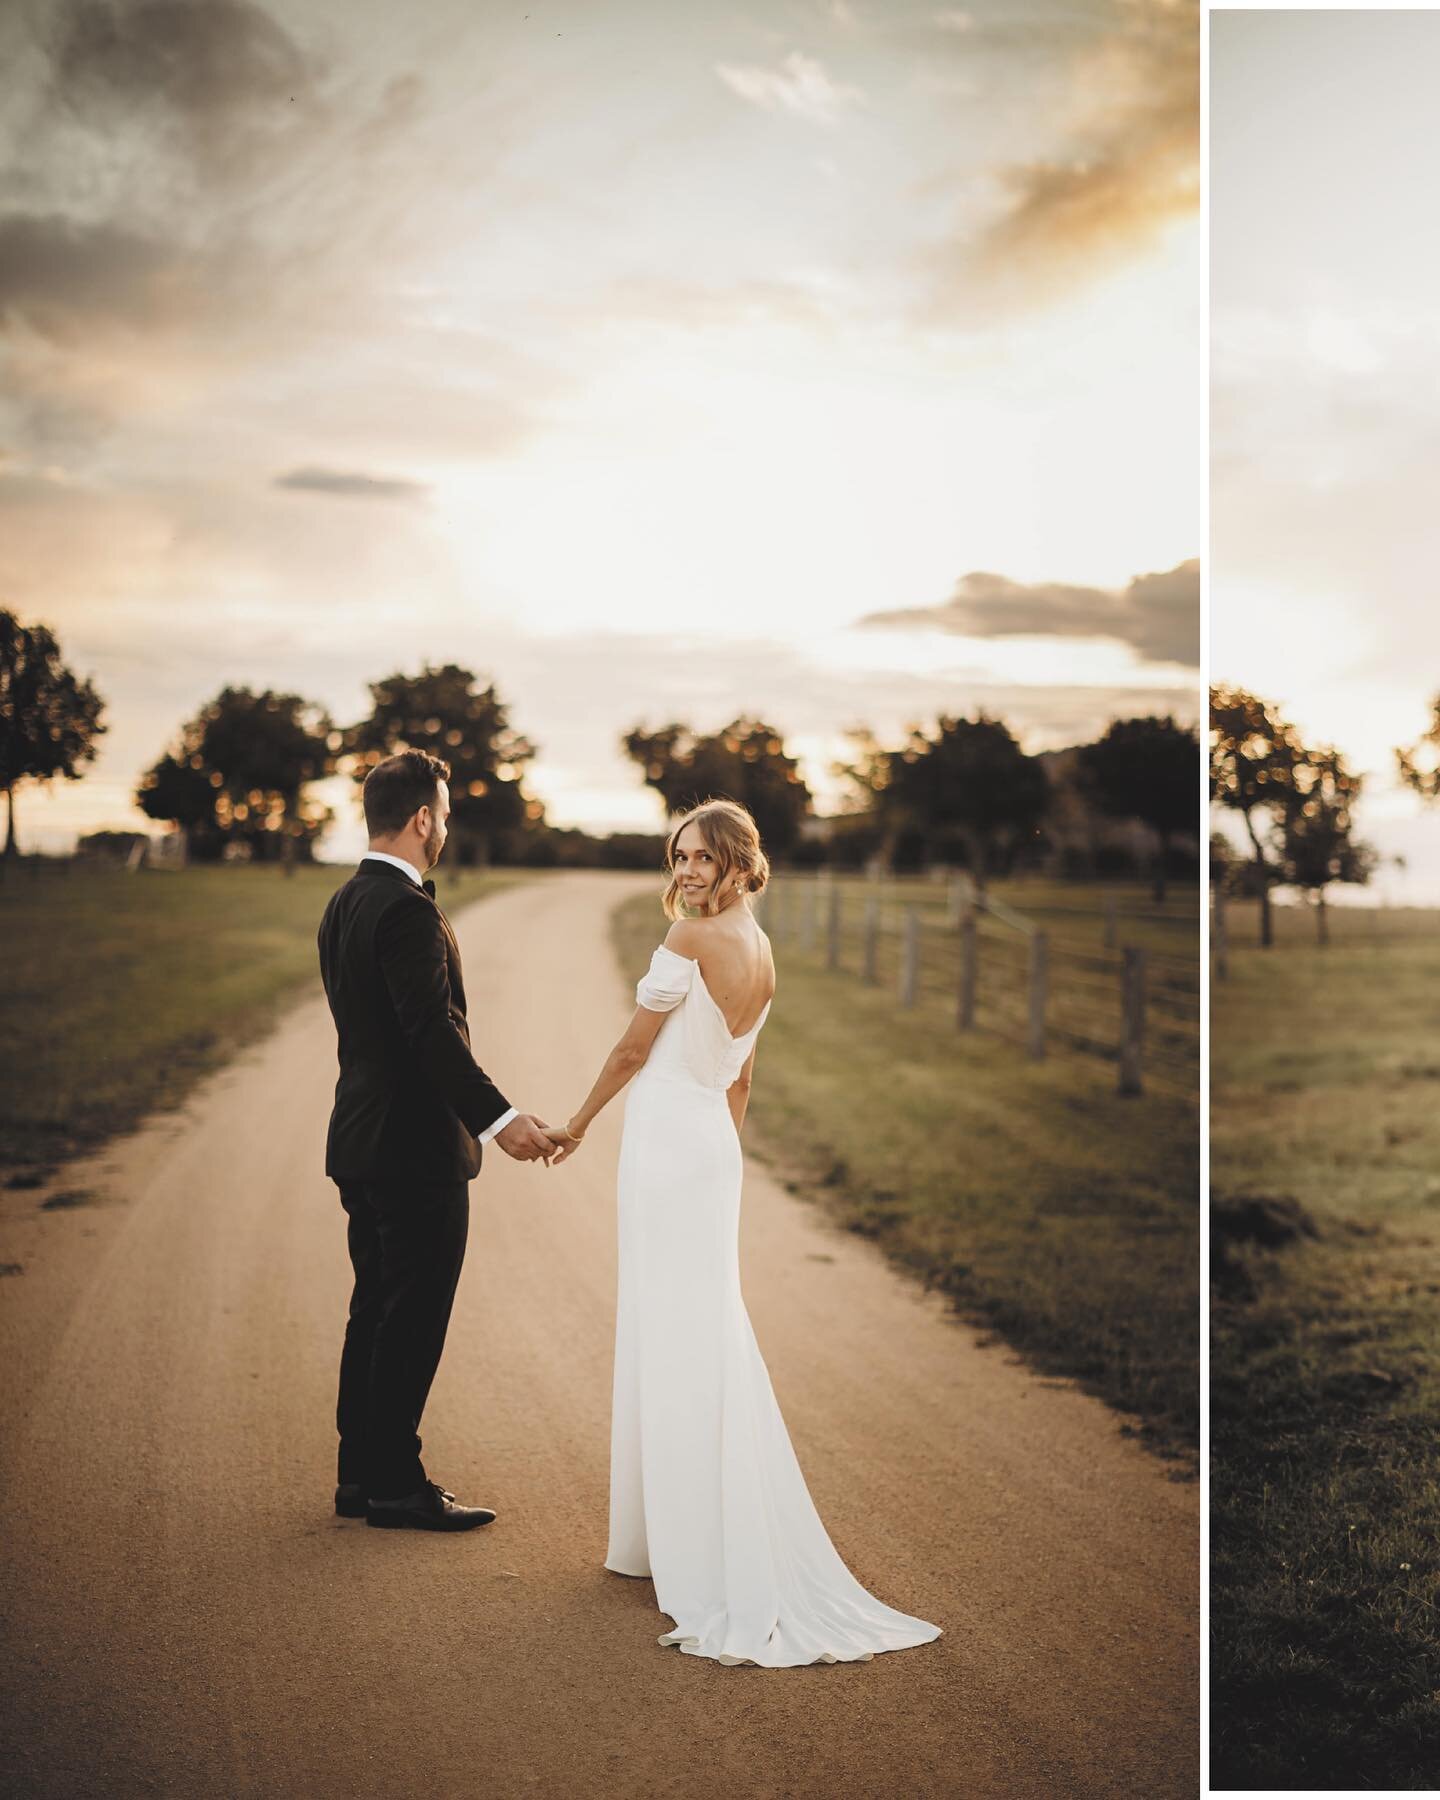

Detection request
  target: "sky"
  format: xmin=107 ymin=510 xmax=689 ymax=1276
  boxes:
xmin=1211 ymin=7 xmax=1440 ymax=904
xmin=1 ymin=0 xmax=1199 ymax=860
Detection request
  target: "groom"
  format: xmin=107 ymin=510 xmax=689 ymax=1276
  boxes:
xmin=317 ymin=749 xmax=555 ymax=1532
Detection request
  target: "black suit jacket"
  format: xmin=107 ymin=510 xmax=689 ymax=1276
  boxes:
xmin=317 ymin=859 xmax=512 ymax=1182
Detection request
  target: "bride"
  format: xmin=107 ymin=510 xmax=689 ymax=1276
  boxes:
xmin=545 ymin=799 xmax=942 ymax=1668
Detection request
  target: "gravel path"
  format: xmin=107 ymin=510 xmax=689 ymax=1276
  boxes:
xmin=0 ymin=871 xmax=1197 ymax=1798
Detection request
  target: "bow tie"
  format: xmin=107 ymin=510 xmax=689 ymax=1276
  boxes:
xmin=423 ymin=879 xmax=437 ymax=899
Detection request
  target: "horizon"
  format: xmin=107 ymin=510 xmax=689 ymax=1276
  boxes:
xmin=42 ymin=713 xmax=1199 ymax=867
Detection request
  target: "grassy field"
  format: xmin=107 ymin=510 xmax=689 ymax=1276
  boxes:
xmin=1218 ymin=893 xmax=1440 ymax=951
xmin=612 ymin=885 xmax=1200 ymax=1466
xmin=762 ymin=872 xmax=1201 ymax=1100
xmin=0 ymin=858 xmax=523 ymax=1180
xmin=1212 ymin=911 xmax=1440 ymax=1790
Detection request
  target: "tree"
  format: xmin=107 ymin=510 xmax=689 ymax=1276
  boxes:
xmin=847 ymin=712 xmax=1047 ymax=887
xmin=1277 ymin=746 xmax=1375 ymax=944
xmin=138 ymin=686 xmax=336 ymax=866
xmin=136 ymin=750 xmax=224 ymax=861
xmin=346 ymin=665 xmax=540 ymax=865
xmin=1208 ymin=685 xmax=1301 ymax=949
xmin=1395 ymin=694 xmax=1440 ymax=812
xmin=1076 ymin=715 xmax=1199 ymax=903
xmin=622 ymin=718 xmax=811 ymax=856
xmin=0 ymin=609 xmax=106 ymax=861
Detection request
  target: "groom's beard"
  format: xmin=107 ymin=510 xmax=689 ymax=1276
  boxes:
xmin=423 ymin=824 xmax=444 ymax=869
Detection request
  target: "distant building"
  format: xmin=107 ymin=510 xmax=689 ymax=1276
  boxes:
xmin=75 ymin=829 xmax=150 ymax=866
xmin=75 ymin=829 xmax=186 ymax=870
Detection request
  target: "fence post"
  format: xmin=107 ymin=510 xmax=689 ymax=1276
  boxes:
xmin=1027 ymin=929 xmax=1048 ymax=1059
xmin=958 ymin=909 xmax=977 ymax=1029
xmin=900 ymin=909 xmax=919 ymax=1008
xmin=1118 ymin=945 xmax=1146 ymax=1096
xmin=1213 ymin=882 xmax=1228 ymax=981
xmin=1104 ymin=895 xmax=1118 ymax=950
xmin=863 ymin=897 xmax=879 ymax=985
xmin=826 ymin=882 xmax=841 ymax=970
xmin=948 ymin=874 xmax=969 ymax=928
xmin=802 ymin=874 xmax=819 ymax=951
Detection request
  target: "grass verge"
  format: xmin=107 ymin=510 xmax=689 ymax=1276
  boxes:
xmin=0 ymin=859 xmax=523 ymax=1179
xmin=612 ymin=888 xmax=1199 ymax=1467
xmin=1212 ymin=923 xmax=1440 ymax=1790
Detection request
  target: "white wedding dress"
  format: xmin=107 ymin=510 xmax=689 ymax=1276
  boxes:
xmin=604 ymin=941 xmax=943 ymax=1667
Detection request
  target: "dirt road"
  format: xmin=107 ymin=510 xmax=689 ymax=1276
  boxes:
xmin=0 ymin=872 xmax=1197 ymax=1799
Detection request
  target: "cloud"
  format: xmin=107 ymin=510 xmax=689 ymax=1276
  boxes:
xmin=926 ymin=0 xmax=1198 ymax=313
xmin=715 ymin=51 xmax=866 ymax=126
xmin=41 ymin=0 xmax=331 ymax=197
xmin=985 ymin=0 xmax=1197 ymax=260
xmin=861 ymin=557 xmax=1199 ymax=668
xmin=0 ymin=212 xmax=234 ymax=345
xmin=3 ymin=6 xmax=432 ymax=334
xmin=274 ymin=467 xmax=429 ymax=501
xmin=0 ymin=2 xmax=548 ymax=467
xmin=0 ymin=203 xmax=354 ymax=450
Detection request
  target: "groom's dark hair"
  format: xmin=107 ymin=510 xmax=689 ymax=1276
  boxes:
xmin=363 ymin=749 xmax=452 ymax=838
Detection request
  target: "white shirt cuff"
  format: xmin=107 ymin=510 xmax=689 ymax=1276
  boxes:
xmin=477 ymin=1105 xmax=518 ymax=1146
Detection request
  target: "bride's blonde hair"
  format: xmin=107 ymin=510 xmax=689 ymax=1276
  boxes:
xmin=662 ymin=799 xmax=771 ymax=922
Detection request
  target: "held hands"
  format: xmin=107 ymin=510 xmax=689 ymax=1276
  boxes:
xmin=541 ymin=1122 xmax=586 ymax=1166
xmin=494 ymin=1113 xmax=559 ymax=1165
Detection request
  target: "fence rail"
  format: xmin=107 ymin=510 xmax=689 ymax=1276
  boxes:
xmin=757 ymin=873 xmax=1198 ymax=1098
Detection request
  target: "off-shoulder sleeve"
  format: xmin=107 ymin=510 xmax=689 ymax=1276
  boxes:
xmin=636 ymin=943 xmax=695 ymax=1013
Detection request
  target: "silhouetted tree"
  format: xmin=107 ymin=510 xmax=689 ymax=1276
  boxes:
xmin=347 ymin=665 xmax=539 ymax=865
xmin=622 ymin=718 xmax=811 ymax=857
xmin=1077 ymin=714 xmax=1199 ymax=903
xmin=1209 ymin=685 xmax=1301 ymax=948
xmin=136 ymin=751 xmax=223 ymax=860
xmin=138 ymin=687 xmax=335 ymax=867
xmin=846 ymin=712 xmax=1046 ymax=888
xmin=0 ymin=609 xmax=106 ymax=862
xmin=1277 ymin=746 xmax=1375 ymax=944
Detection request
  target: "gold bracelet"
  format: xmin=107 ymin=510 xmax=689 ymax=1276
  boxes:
xmin=561 ymin=1122 xmax=586 ymax=1143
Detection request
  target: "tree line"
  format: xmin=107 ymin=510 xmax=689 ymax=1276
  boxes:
xmin=132 ymin=665 xmax=541 ymax=868
xmin=1207 ymin=683 xmax=1440 ymax=945
xmin=2 ymin=606 xmax=1200 ymax=888
xmin=630 ymin=712 xmax=1198 ymax=897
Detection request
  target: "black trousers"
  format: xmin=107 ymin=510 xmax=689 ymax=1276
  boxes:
xmin=335 ymin=1178 xmax=469 ymax=1499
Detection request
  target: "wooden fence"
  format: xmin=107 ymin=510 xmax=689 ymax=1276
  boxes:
xmin=756 ymin=873 xmax=1199 ymax=1099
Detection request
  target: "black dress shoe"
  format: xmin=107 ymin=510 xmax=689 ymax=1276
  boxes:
xmin=334 ymin=1483 xmax=368 ymax=1518
xmin=365 ymin=1480 xmax=496 ymax=1532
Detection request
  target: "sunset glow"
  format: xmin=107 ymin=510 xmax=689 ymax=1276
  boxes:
xmin=1 ymin=0 xmax=1199 ymax=857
